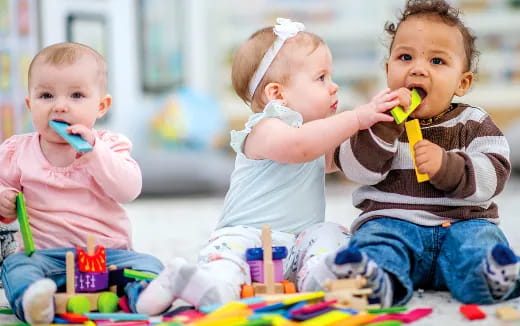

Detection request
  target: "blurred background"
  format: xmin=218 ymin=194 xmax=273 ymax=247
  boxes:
xmin=1 ymin=0 xmax=520 ymax=196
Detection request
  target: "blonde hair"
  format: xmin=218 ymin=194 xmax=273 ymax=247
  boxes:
xmin=231 ymin=27 xmax=325 ymax=112
xmin=28 ymin=42 xmax=108 ymax=93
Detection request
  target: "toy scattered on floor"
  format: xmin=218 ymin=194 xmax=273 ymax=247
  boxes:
xmin=241 ymin=224 xmax=296 ymax=297
xmin=496 ymin=306 xmax=520 ymax=321
xmin=49 ymin=120 xmax=93 ymax=152
xmin=460 ymin=304 xmax=486 ymax=320
xmin=15 ymin=192 xmax=34 ymax=256
xmin=323 ymin=276 xmax=377 ymax=310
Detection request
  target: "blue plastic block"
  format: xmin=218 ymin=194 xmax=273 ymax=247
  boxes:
xmin=246 ymin=246 xmax=288 ymax=261
xmin=49 ymin=120 xmax=93 ymax=152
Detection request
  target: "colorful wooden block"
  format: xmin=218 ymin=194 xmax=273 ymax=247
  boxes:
xmin=460 ymin=304 xmax=486 ymax=320
xmin=404 ymin=119 xmax=429 ymax=183
xmin=75 ymin=270 xmax=109 ymax=292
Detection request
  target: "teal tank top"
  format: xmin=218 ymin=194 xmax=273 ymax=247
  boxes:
xmin=217 ymin=101 xmax=326 ymax=234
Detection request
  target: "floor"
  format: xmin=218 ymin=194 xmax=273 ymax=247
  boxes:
xmin=2 ymin=177 xmax=520 ymax=325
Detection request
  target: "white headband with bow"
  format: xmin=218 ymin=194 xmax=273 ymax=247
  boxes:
xmin=248 ymin=18 xmax=305 ymax=98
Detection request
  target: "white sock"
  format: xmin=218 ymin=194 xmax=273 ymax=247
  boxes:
xmin=484 ymin=244 xmax=520 ymax=299
xmin=22 ymin=278 xmax=56 ymax=324
xmin=179 ymin=260 xmax=240 ymax=307
xmin=136 ymin=257 xmax=186 ymax=315
xmin=332 ymin=247 xmax=393 ymax=307
xmin=136 ymin=258 xmax=240 ymax=315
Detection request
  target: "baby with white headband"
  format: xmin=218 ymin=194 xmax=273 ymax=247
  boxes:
xmin=136 ymin=18 xmax=407 ymax=314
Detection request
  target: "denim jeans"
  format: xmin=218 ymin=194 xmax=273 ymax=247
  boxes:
xmin=349 ymin=218 xmax=520 ymax=305
xmin=1 ymin=248 xmax=163 ymax=321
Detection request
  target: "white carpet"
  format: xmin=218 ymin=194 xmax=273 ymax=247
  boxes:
xmin=2 ymin=177 xmax=520 ymax=325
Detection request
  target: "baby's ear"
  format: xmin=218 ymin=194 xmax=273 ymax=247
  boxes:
xmin=97 ymin=94 xmax=112 ymax=118
xmin=25 ymin=96 xmax=31 ymax=112
xmin=263 ymin=82 xmax=284 ymax=101
xmin=455 ymin=71 xmax=474 ymax=97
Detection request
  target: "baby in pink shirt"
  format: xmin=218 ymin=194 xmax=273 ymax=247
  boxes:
xmin=0 ymin=42 xmax=163 ymax=323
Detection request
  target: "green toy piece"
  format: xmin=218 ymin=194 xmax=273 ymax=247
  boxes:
xmin=16 ymin=193 xmax=35 ymax=256
xmin=67 ymin=296 xmax=91 ymax=314
xmin=390 ymin=88 xmax=422 ymax=124
xmin=367 ymin=306 xmax=408 ymax=314
xmin=123 ymin=268 xmax=157 ymax=280
xmin=97 ymin=292 xmax=119 ymax=313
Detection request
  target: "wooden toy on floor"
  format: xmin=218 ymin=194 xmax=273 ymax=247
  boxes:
xmin=49 ymin=120 xmax=93 ymax=152
xmin=241 ymin=224 xmax=296 ymax=297
xmin=54 ymin=235 xmax=120 ymax=314
xmin=460 ymin=304 xmax=486 ymax=320
xmin=323 ymin=276 xmax=377 ymax=310
xmin=496 ymin=306 xmax=520 ymax=321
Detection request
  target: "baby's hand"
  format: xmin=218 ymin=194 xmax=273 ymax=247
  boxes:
xmin=0 ymin=190 xmax=18 ymax=222
xmin=66 ymin=124 xmax=96 ymax=146
xmin=414 ymin=140 xmax=443 ymax=178
xmin=395 ymin=87 xmax=412 ymax=111
xmin=354 ymin=88 xmax=400 ymax=130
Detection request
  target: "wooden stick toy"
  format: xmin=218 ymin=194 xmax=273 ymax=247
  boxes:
xmin=405 ymin=119 xmax=429 ymax=183
xmin=16 ymin=192 xmax=35 ymax=256
xmin=261 ymin=224 xmax=275 ymax=294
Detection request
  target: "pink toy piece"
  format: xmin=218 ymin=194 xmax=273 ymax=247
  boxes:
xmin=118 ymin=295 xmax=131 ymax=313
xmin=372 ymin=307 xmax=433 ymax=323
xmin=247 ymin=259 xmax=284 ymax=283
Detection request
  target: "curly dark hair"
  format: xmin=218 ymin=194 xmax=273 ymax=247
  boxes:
xmin=385 ymin=0 xmax=479 ymax=73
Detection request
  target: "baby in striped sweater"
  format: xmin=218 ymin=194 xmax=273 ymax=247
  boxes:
xmin=328 ymin=0 xmax=519 ymax=307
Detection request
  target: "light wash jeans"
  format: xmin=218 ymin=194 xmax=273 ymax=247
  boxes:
xmin=348 ymin=218 xmax=520 ymax=305
xmin=1 ymin=248 xmax=163 ymax=321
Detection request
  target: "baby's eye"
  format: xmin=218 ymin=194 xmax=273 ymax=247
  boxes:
xmin=431 ymin=57 xmax=444 ymax=65
xmin=399 ymin=54 xmax=412 ymax=61
xmin=318 ymin=74 xmax=325 ymax=82
xmin=71 ymin=92 xmax=85 ymax=99
xmin=39 ymin=93 xmax=53 ymax=99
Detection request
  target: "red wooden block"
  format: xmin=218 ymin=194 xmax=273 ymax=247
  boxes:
xmin=460 ymin=304 xmax=486 ymax=320
xmin=59 ymin=312 xmax=89 ymax=323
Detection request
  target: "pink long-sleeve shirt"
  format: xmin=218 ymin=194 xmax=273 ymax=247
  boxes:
xmin=0 ymin=131 xmax=142 ymax=250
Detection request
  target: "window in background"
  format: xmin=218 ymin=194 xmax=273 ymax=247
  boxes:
xmin=139 ymin=0 xmax=184 ymax=93
xmin=66 ymin=13 xmax=110 ymax=124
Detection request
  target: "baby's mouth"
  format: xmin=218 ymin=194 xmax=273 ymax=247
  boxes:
xmin=412 ymin=87 xmax=427 ymax=100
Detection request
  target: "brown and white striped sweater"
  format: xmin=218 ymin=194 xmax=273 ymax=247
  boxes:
xmin=335 ymin=103 xmax=511 ymax=232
